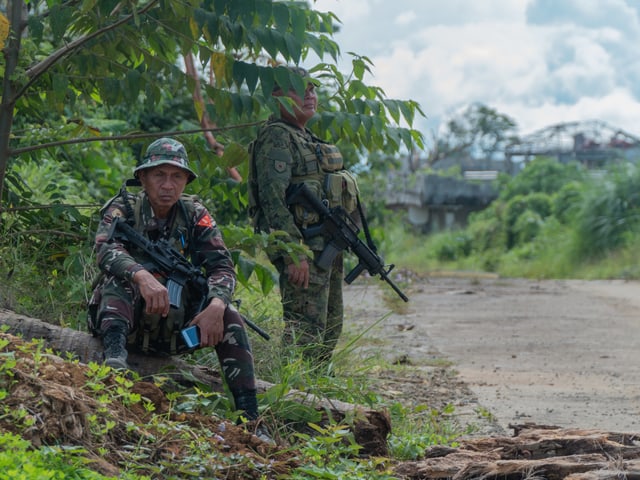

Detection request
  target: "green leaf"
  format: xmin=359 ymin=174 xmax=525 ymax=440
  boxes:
xmin=232 ymin=61 xmax=259 ymax=93
xmin=51 ymin=74 xmax=68 ymax=105
xmin=27 ymin=16 xmax=44 ymax=44
xmin=399 ymin=100 xmax=416 ymax=124
xmin=125 ymin=70 xmax=141 ymax=102
xmin=347 ymin=114 xmax=361 ymax=133
xmin=222 ymin=142 xmax=249 ymax=169
xmin=254 ymin=264 xmax=275 ymax=295
xmin=272 ymin=3 xmax=290 ymax=33
xmin=258 ymin=67 xmax=276 ymax=97
xmin=289 ymin=5 xmax=307 ymax=40
xmin=254 ymin=0 xmax=273 ymax=26
xmin=283 ymin=32 xmax=302 ymax=63
xmin=274 ymin=65 xmax=293 ymax=93
xmin=383 ymin=99 xmax=401 ymax=124
xmin=206 ymin=11 xmax=219 ymax=42
xmin=235 ymin=254 xmax=255 ymax=286
xmin=49 ymin=5 xmax=72 ymax=43
xmin=256 ymin=28 xmax=279 ymax=59
xmin=352 ymin=57 xmax=366 ymax=80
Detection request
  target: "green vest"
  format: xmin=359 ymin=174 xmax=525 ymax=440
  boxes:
xmin=248 ymin=119 xmax=359 ymax=231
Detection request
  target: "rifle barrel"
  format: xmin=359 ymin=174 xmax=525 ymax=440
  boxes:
xmin=382 ymin=273 xmax=409 ymax=302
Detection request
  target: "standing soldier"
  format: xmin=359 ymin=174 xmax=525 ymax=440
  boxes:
xmin=248 ymin=67 xmax=360 ymax=368
xmin=88 ymin=138 xmax=271 ymax=441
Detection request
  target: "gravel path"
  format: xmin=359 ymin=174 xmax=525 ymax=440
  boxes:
xmin=343 ymin=275 xmax=640 ymax=435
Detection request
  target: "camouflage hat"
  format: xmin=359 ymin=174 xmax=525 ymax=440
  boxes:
xmin=135 ymin=137 xmax=197 ymax=183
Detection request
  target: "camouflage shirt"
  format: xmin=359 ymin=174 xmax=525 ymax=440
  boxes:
xmin=94 ymin=191 xmax=236 ymax=306
xmin=252 ymin=118 xmax=343 ymax=259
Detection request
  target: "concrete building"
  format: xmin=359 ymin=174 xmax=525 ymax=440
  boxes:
xmin=387 ymin=120 xmax=640 ymax=233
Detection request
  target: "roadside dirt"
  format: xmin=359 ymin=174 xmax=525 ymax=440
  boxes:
xmin=343 ymin=274 xmax=640 ymax=437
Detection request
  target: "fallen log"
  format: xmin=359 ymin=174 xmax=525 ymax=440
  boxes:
xmin=0 ymin=308 xmax=391 ymax=455
xmin=394 ymin=424 xmax=640 ymax=479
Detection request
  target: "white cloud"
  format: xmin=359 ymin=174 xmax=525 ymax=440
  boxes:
xmin=501 ymin=88 xmax=640 ymax=135
xmin=395 ymin=10 xmax=417 ymax=26
xmin=311 ymin=0 xmax=640 ymax=148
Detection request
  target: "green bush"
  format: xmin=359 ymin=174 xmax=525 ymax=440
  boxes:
xmin=501 ymin=157 xmax=585 ymax=198
xmin=0 ymin=432 xmax=119 ymax=480
xmin=552 ymin=181 xmax=586 ymax=224
xmin=466 ymin=213 xmax=505 ymax=253
xmin=504 ymin=193 xmax=553 ymax=248
xmin=512 ymin=210 xmax=544 ymax=244
xmin=432 ymin=231 xmax=473 ymax=262
xmin=574 ymin=165 xmax=640 ymax=257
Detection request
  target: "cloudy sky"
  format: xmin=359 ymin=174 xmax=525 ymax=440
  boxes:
xmin=312 ymin=0 xmax=640 ymax=150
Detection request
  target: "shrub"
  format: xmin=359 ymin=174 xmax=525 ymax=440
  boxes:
xmin=512 ymin=210 xmax=544 ymax=244
xmin=574 ymin=164 xmax=640 ymax=257
xmin=553 ymin=181 xmax=586 ymax=224
xmin=501 ymin=157 xmax=585 ymax=199
xmin=432 ymin=231 xmax=473 ymax=262
xmin=504 ymin=193 xmax=553 ymax=248
xmin=466 ymin=214 xmax=505 ymax=253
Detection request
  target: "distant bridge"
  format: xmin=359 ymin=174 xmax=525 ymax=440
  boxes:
xmin=387 ymin=120 xmax=640 ymax=232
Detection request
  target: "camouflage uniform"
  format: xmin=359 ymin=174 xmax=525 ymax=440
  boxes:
xmin=249 ymin=118 xmax=359 ymax=364
xmin=89 ymin=138 xmax=259 ymax=419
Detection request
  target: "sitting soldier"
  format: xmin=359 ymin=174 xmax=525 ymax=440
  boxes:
xmin=88 ymin=137 xmax=270 ymax=441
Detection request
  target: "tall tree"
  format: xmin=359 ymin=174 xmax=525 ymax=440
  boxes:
xmin=0 ymin=0 xmax=426 ymax=315
xmin=0 ymin=0 xmax=424 ymax=206
xmin=431 ymin=102 xmax=518 ymax=162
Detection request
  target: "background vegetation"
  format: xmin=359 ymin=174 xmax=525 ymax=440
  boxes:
xmin=388 ymin=157 xmax=640 ymax=281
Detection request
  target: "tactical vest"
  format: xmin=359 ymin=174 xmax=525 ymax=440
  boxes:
xmin=248 ymin=119 xmax=359 ymax=231
xmin=88 ymin=188 xmax=200 ymax=355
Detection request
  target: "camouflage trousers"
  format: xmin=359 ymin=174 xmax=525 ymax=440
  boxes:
xmin=274 ymin=251 xmax=344 ymax=364
xmin=89 ymin=275 xmax=256 ymax=394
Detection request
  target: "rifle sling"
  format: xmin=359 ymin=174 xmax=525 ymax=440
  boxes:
xmin=356 ymin=194 xmax=376 ymax=253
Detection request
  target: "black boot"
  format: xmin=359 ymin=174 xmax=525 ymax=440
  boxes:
xmin=234 ymin=390 xmax=259 ymax=420
xmin=102 ymin=320 xmax=129 ymax=370
xmin=234 ymin=390 xmax=274 ymax=444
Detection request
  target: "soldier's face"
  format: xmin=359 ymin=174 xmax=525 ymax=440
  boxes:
xmin=277 ymin=83 xmax=317 ymax=127
xmin=139 ymin=165 xmax=189 ymax=217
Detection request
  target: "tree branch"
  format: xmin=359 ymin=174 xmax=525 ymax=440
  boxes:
xmin=0 ymin=203 xmax=99 ymax=213
xmin=0 ymin=0 xmax=27 ymax=205
xmin=13 ymin=0 xmax=159 ymax=103
xmin=184 ymin=52 xmax=243 ymax=181
xmin=9 ymin=122 xmax=261 ymax=156
xmin=3 ymin=229 xmax=87 ymax=240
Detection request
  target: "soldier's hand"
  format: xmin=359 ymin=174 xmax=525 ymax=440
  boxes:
xmin=133 ymin=269 xmax=170 ymax=316
xmin=191 ymin=297 xmax=225 ymax=347
xmin=287 ymin=258 xmax=309 ymax=288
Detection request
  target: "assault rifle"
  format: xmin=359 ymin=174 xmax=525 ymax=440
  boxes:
xmin=286 ymin=183 xmax=409 ymax=302
xmin=106 ymin=217 xmax=270 ymax=340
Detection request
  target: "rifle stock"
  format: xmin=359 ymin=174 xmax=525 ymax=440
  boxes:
xmin=286 ymin=183 xmax=409 ymax=302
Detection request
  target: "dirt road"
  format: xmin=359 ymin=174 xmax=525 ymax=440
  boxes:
xmin=343 ymin=275 xmax=640 ymax=435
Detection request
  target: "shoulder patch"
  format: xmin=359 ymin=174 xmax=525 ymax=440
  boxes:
xmin=274 ymin=160 xmax=287 ymax=173
xmin=197 ymin=212 xmax=215 ymax=228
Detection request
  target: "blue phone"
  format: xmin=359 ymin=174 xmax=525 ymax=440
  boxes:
xmin=181 ymin=325 xmax=200 ymax=349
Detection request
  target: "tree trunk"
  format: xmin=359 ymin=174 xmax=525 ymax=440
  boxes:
xmin=0 ymin=1 xmax=25 ymax=203
xmin=0 ymin=308 xmax=391 ymax=456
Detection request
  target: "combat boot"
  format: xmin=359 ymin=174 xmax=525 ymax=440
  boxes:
xmin=102 ymin=320 xmax=129 ymax=370
xmin=234 ymin=390 xmax=274 ymax=444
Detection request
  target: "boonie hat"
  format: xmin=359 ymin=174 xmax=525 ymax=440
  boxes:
xmin=135 ymin=137 xmax=197 ymax=183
